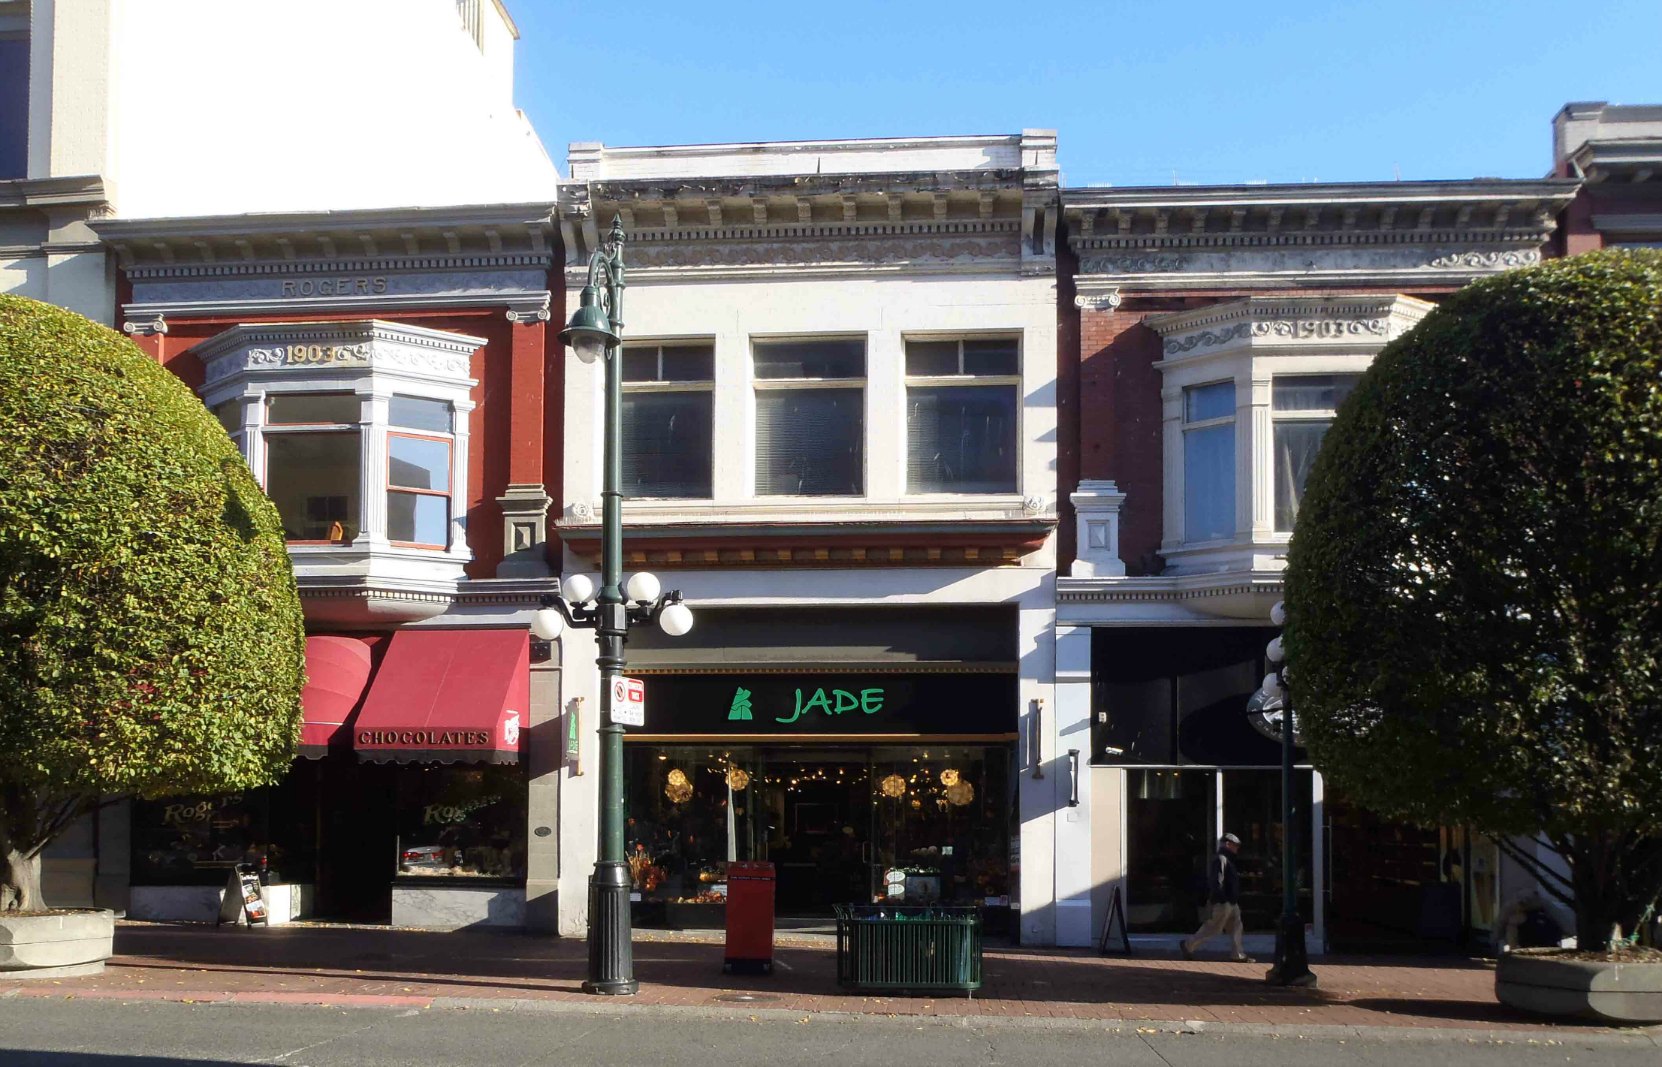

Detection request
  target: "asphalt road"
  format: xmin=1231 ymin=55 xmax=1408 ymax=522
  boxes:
xmin=1 ymin=999 xmax=1659 ymax=1066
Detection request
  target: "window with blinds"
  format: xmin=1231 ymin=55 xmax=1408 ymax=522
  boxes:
xmin=753 ymin=338 xmax=864 ymax=496
xmin=621 ymin=343 xmax=714 ymax=498
xmin=904 ymin=338 xmax=1019 ymax=493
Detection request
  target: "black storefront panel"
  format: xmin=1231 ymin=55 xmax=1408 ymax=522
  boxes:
xmin=635 ymin=673 xmax=1018 ymax=737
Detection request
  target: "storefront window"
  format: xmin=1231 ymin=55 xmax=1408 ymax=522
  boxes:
xmin=1125 ymin=769 xmax=1215 ymax=931
xmin=622 ymin=744 xmax=1014 ymax=917
xmin=1222 ymin=769 xmax=1314 ymax=930
xmin=392 ymin=764 xmax=526 ymax=881
xmin=131 ymin=785 xmax=315 ymax=887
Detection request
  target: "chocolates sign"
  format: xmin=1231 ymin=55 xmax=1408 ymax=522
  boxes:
xmin=357 ymin=729 xmax=493 ymax=747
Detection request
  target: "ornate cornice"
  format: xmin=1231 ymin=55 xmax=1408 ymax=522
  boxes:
xmin=1060 ymin=179 xmax=1575 ymax=291
xmin=1148 ymin=295 xmax=1432 ymax=357
xmin=194 ymin=320 xmax=485 ymax=386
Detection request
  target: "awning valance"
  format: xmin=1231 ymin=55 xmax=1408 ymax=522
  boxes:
xmin=299 ymin=636 xmax=376 ymax=759
xmin=352 ymin=629 xmax=528 ymax=764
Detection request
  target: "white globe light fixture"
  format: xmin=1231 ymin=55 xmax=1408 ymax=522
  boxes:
xmin=562 ymin=573 xmax=596 ymax=604
xmin=625 ymin=571 xmax=662 ymax=604
xmin=1270 ymin=600 xmax=1287 ymax=627
xmin=1266 ymin=634 xmax=1285 ymax=664
xmin=658 ymin=601 xmax=694 ymax=637
xmin=530 ymin=607 xmax=565 ymax=641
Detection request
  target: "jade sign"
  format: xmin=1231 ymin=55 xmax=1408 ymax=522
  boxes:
xmin=639 ymin=674 xmax=1017 ymax=736
xmin=728 ymin=685 xmax=886 ymax=724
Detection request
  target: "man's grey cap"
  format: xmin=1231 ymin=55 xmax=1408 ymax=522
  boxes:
xmin=1221 ymin=832 xmax=1241 ymax=844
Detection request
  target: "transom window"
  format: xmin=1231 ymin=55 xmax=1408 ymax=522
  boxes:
xmin=904 ymin=338 xmax=1019 ymax=494
xmin=753 ymin=338 xmax=865 ymax=496
xmin=1272 ymin=374 xmax=1360 ymax=531
xmin=621 ymin=343 xmax=714 ymax=498
xmin=1183 ymin=381 xmax=1236 ymax=542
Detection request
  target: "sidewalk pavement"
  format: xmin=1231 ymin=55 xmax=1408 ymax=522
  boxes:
xmin=0 ymin=920 xmax=1638 ymax=1036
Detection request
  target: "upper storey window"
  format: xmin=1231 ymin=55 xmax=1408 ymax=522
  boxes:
xmin=1182 ymin=381 xmax=1236 ymax=542
xmin=387 ymin=397 xmax=456 ymax=548
xmin=1272 ymin=375 xmax=1360 ymax=531
xmin=905 ymin=338 xmax=1019 ymax=494
xmin=264 ymin=393 xmax=363 ymax=544
xmin=622 ymin=343 xmax=714 ymax=498
xmin=753 ymin=338 xmax=865 ymax=496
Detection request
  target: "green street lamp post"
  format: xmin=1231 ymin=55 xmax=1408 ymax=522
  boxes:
xmin=530 ymin=216 xmax=695 ymax=995
xmin=1250 ymin=600 xmax=1316 ymax=987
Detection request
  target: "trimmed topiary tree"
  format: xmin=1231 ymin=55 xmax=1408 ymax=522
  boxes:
xmin=1286 ymin=249 xmax=1662 ymax=950
xmin=0 ymin=295 xmax=304 ymax=912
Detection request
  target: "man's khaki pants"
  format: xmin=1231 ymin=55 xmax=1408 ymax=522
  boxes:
xmin=1183 ymin=902 xmax=1245 ymax=958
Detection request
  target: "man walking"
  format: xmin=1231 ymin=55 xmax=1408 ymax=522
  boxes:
xmin=1181 ymin=832 xmax=1252 ymax=962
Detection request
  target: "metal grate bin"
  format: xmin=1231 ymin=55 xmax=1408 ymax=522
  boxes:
xmin=833 ymin=904 xmax=983 ymax=996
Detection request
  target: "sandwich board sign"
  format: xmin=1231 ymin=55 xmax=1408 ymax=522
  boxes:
xmin=217 ymin=865 xmax=268 ymax=927
xmin=611 ymin=675 xmax=645 ymax=727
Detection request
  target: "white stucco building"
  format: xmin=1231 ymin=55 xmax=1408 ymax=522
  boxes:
xmin=552 ymin=132 xmax=1077 ymax=943
xmin=1 ymin=0 xmax=555 ymax=323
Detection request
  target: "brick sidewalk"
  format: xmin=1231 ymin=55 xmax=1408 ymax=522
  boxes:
xmin=0 ymin=921 xmax=1605 ymax=1032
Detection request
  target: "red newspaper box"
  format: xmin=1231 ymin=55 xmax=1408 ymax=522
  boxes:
xmin=723 ymin=861 xmax=775 ymax=974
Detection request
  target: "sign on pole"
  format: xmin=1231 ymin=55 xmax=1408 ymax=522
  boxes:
xmin=611 ymin=675 xmax=645 ymax=727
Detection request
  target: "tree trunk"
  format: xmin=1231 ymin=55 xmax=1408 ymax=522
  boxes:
xmin=1 ymin=846 xmax=42 ymax=913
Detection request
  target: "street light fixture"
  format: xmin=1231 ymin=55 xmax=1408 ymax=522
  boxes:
xmin=1256 ymin=600 xmax=1316 ymax=987
xmin=541 ymin=216 xmax=694 ymax=996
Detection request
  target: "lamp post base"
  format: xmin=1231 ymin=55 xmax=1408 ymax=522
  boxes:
xmin=1264 ymin=911 xmax=1317 ymax=987
xmin=582 ymin=861 xmax=638 ymax=996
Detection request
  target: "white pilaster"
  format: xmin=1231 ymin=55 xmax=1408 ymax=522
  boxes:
xmin=1160 ymin=387 xmax=1184 ymax=549
xmin=1016 ymin=590 xmax=1057 ymax=946
xmin=1053 ymin=623 xmax=1094 ymax=946
xmin=359 ymin=392 xmax=390 ymax=546
xmin=1070 ymin=480 xmax=1127 ymax=577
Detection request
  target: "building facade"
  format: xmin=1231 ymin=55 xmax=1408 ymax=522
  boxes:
xmin=552 ymin=133 xmax=1070 ymax=941
xmin=1055 ymin=177 xmax=1579 ymax=951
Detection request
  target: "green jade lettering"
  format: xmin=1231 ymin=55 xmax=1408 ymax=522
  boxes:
xmin=774 ymin=687 xmax=884 ymax=725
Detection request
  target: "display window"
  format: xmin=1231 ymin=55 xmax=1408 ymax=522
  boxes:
xmin=622 ymin=743 xmax=1014 ymax=917
xmin=131 ymin=782 xmax=315 ymax=887
xmin=391 ymin=764 xmax=527 ymax=881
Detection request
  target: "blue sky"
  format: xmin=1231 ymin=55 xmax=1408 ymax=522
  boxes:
xmin=512 ymin=1 xmax=1661 ymax=188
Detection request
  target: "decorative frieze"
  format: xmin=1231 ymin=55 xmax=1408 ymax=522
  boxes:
xmin=1149 ymin=296 xmax=1430 ymax=359
xmin=196 ymin=321 xmax=483 ymax=385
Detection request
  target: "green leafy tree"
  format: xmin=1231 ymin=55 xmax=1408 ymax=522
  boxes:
xmin=1286 ymin=250 xmax=1662 ymax=948
xmin=0 ymin=296 xmax=304 ymax=911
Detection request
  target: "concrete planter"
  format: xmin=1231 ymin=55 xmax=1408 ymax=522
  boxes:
xmin=0 ymin=909 xmax=115 ymax=980
xmin=1496 ymin=947 xmax=1662 ymax=1024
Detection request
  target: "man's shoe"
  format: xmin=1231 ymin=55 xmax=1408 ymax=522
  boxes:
xmin=1230 ymin=955 xmax=1255 ymax=963
xmin=1179 ymin=941 xmax=1195 ymax=960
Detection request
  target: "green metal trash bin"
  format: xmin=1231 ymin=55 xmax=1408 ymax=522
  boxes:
xmin=833 ymin=904 xmax=983 ymax=996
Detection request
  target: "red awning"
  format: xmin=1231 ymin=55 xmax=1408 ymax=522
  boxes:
xmin=299 ymin=636 xmax=375 ymax=759
xmin=352 ymin=629 xmax=529 ymax=764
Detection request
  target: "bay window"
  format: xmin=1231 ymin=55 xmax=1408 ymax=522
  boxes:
xmin=194 ymin=321 xmax=480 ymax=592
xmin=622 ymin=343 xmax=714 ymax=498
xmin=754 ymin=338 xmax=865 ymax=496
xmin=1182 ymin=381 xmax=1236 ymax=542
xmin=905 ymin=338 xmax=1019 ymax=494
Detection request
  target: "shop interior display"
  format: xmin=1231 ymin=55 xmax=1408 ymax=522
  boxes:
xmin=623 ymin=745 xmax=1015 ymax=916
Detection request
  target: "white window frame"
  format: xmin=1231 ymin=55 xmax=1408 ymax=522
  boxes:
xmin=901 ymin=335 xmax=1022 ymax=497
xmin=620 ymin=340 xmax=716 ymax=500
xmin=1270 ymin=374 xmax=1361 ymax=533
xmin=751 ymin=334 xmax=868 ymax=498
xmin=1179 ymin=379 xmax=1238 ymax=545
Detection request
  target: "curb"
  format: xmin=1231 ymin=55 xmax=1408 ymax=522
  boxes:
xmin=6 ymin=984 xmax=1660 ymax=1045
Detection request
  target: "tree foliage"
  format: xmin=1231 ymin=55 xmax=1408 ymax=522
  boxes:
xmin=0 ymin=295 xmax=304 ymax=908
xmin=1285 ymin=250 xmax=1662 ymax=944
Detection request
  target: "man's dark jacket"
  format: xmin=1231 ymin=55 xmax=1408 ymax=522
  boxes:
xmin=1207 ymin=847 xmax=1240 ymax=905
